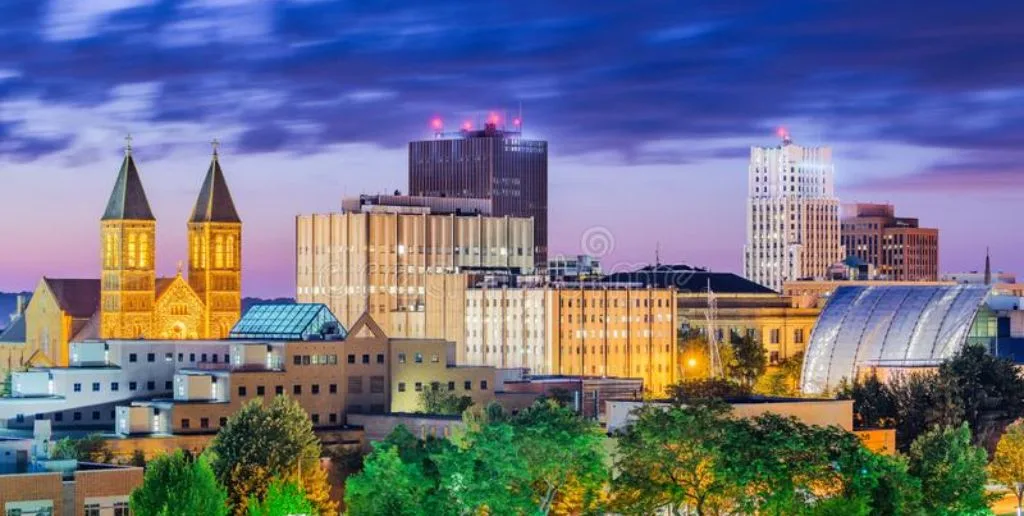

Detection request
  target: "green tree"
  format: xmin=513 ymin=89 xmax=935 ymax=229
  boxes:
xmin=991 ymin=420 xmax=1024 ymax=516
xmin=344 ymin=445 xmax=428 ymax=516
xmin=49 ymin=434 xmax=113 ymax=462
xmin=209 ymin=397 xmax=337 ymax=515
xmin=129 ymin=450 xmax=228 ymax=516
xmin=888 ymin=372 xmax=963 ymax=452
xmin=507 ymin=400 xmax=608 ymax=514
xmin=839 ymin=374 xmax=897 ymax=429
xmin=755 ymin=351 xmax=804 ymax=397
xmin=419 ymin=385 xmax=474 ymax=415
xmin=247 ymin=478 xmax=317 ymax=516
xmin=611 ymin=403 xmax=737 ymax=515
xmin=667 ymin=377 xmax=750 ymax=403
xmin=940 ymin=344 xmax=1024 ymax=450
xmin=908 ymin=423 xmax=992 ymax=515
xmin=728 ymin=332 xmax=766 ymax=387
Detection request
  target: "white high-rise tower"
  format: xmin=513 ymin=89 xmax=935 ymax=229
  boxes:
xmin=744 ymin=130 xmax=842 ymax=291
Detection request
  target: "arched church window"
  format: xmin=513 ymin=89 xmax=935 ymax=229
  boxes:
xmin=139 ymin=233 xmax=149 ymax=268
xmin=226 ymin=235 xmax=235 ymax=268
xmin=128 ymin=233 xmax=137 ymax=268
xmin=215 ymin=235 xmax=224 ymax=269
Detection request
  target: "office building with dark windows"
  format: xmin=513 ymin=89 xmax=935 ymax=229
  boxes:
xmin=841 ymin=203 xmax=939 ymax=281
xmin=409 ymin=120 xmax=549 ymax=267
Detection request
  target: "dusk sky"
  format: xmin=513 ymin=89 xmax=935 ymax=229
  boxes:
xmin=1 ymin=0 xmax=1022 ymax=297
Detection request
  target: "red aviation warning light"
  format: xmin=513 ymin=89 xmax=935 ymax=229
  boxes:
xmin=462 ymin=120 xmax=473 ymax=131
xmin=777 ymin=126 xmax=792 ymax=145
xmin=430 ymin=117 xmax=443 ymax=131
xmin=487 ymin=112 xmax=500 ymax=125
xmin=513 ymin=117 xmax=521 ymax=127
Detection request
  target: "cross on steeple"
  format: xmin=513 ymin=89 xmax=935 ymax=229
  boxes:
xmin=124 ymin=133 xmax=133 ymax=155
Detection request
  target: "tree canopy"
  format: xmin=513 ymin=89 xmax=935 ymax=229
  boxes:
xmin=419 ymin=385 xmax=474 ymax=415
xmin=908 ymin=423 xmax=992 ymax=515
xmin=129 ymin=450 xmax=228 ymax=516
xmin=208 ymin=396 xmax=337 ymax=515
xmin=246 ymin=478 xmax=318 ymax=516
xmin=991 ymin=420 xmax=1024 ymax=516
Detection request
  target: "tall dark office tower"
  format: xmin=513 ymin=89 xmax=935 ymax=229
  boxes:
xmin=409 ymin=120 xmax=548 ymax=266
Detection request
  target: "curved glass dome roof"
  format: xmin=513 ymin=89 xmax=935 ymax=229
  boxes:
xmin=801 ymin=285 xmax=991 ymax=394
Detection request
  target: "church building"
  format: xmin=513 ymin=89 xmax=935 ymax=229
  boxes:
xmin=17 ymin=141 xmax=243 ymax=366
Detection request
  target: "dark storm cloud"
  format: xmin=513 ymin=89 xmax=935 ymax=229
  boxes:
xmin=1 ymin=0 xmax=1023 ymax=173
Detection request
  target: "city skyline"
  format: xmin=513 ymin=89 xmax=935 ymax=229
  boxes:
xmin=0 ymin=1 xmax=1022 ymax=297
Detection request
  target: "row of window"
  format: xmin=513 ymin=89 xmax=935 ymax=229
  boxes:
xmin=128 ymin=351 xmax=229 ymax=364
xmin=293 ymin=354 xmax=339 ymax=366
xmin=73 ymin=380 xmax=170 ymax=393
xmin=238 ymin=383 xmax=339 ymax=397
xmin=397 ymin=380 xmax=488 ymax=393
xmin=347 ymin=353 xmax=385 ymax=365
xmin=397 ymin=352 xmax=439 ymax=364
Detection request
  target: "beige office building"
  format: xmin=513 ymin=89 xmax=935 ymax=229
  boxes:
xmin=295 ymin=209 xmax=534 ymax=335
xmin=423 ymin=276 xmax=678 ymax=396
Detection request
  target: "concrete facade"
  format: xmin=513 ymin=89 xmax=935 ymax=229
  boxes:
xmin=841 ymin=203 xmax=939 ymax=281
xmin=744 ymin=135 xmax=842 ymax=291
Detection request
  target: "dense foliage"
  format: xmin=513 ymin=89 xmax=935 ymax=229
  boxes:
xmin=246 ymin=478 xmax=318 ymax=516
xmin=345 ymin=400 xmax=608 ymax=515
xmin=908 ymin=423 xmax=992 ymax=515
xmin=611 ymin=402 xmax=923 ymax=515
xmin=419 ymin=385 xmax=474 ymax=415
xmin=841 ymin=344 xmax=1024 ymax=452
xmin=208 ymin=396 xmax=337 ymax=515
xmin=991 ymin=420 xmax=1024 ymax=515
xmin=129 ymin=450 xmax=228 ymax=516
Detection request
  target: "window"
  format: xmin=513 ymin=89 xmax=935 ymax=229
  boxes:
xmin=114 ymin=502 xmax=129 ymax=516
xmin=311 ymin=414 xmax=320 ymax=424
xmin=220 ymin=417 xmax=228 ymax=427
xmin=347 ymin=354 xmax=356 ymax=364
xmin=431 ymin=381 xmax=440 ymax=392
xmin=212 ymin=354 xmax=218 ymax=363
xmin=129 ymin=353 xmax=138 ymax=363
xmin=361 ymin=354 xmax=370 ymax=364
xmin=376 ymin=353 xmax=385 ymax=364
xmin=480 ymin=380 xmax=488 ymax=390
xmin=147 ymin=353 xmax=155 ymax=362
xmin=165 ymin=352 xmax=173 ymax=362
xmin=178 ymin=353 xmax=184 ymax=362
xmin=257 ymin=386 xmax=265 ymax=395
xmin=147 ymin=381 xmax=155 ymax=390
xmin=794 ymin=328 xmax=805 ymax=344
xmin=312 ymin=384 xmax=320 ymax=395
xmin=165 ymin=381 xmax=173 ymax=390
xmin=92 ymin=411 xmax=100 ymax=420
xmin=348 ymin=376 xmax=363 ymax=394
xmin=294 ymin=355 xmax=303 ymax=365
xmin=275 ymin=385 xmax=283 ymax=395
xmin=129 ymin=382 xmax=137 ymax=391
xmin=111 ymin=382 xmax=119 ymax=392
xmin=398 ymin=382 xmax=406 ymax=392
xmin=302 ymin=355 xmax=311 ymax=365
xmin=54 ymin=412 xmax=63 ymax=422
xmin=74 ymin=412 xmax=82 ymax=421
xmin=414 ymin=352 xmax=423 ymax=363
xmin=200 ymin=418 xmax=209 ymax=429
xmin=201 ymin=353 xmax=208 ymax=362
xmin=293 ymin=385 xmax=302 ymax=395
xmin=398 ymin=353 xmax=407 ymax=364
xmin=85 ymin=504 xmax=101 ymax=516
xmin=238 ymin=386 xmax=247 ymax=397
xmin=447 ymin=381 xmax=455 ymax=391
xmin=464 ymin=381 xmax=472 ymax=391
xmin=329 ymin=413 xmax=338 ymax=424
xmin=190 ymin=353 xmax=196 ymax=362
xmin=370 ymin=376 xmax=385 ymax=394
xmin=770 ymin=329 xmax=781 ymax=344
xmin=414 ymin=382 xmax=423 ymax=392
xmin=770 ymin=351 xmax=781 ymax=365
xmin=92 ymin=382 xmax=100 ymax=392
xmin=182 ymin=418 xmax=191 ymax=429
xmin=329 ymin=384 xmax=337 ymax=394
xmin=224 ymin=353 xmax=229 ymax=363
xmin=430 ymin=353 xmax=439 ymax=363
xmin=73 ymin=383 xmax=82 ymax=392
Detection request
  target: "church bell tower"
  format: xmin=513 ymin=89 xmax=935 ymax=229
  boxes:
xmin=100 ymin=136 xmax=156 ymax=339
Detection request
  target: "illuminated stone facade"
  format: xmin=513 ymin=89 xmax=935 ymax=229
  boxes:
xmin=20 ymin=144 xmax=242 ymax=366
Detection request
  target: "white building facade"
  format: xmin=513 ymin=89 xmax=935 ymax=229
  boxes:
xmin=744 ymin=135 xmax=842 ymax=291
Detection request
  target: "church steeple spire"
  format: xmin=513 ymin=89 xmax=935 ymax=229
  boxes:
xmin=985 ymin=247 xmax=992 ymax=286
xmin=189 ymin=139 xmax=240 ymax=223
xmin=102 ymin=135 xmax=154 ymax=221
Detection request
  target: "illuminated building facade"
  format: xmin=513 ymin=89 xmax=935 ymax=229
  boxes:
xmin=744 ymin=132 xmax=842 ymax=291
xmin=841 ymin=203 xmax=939 ymax=281
xmin=18 ymin=142 xmax=242 ymax=367
xmin=295 ymin=208 xmax=534 ymax=336
xmin=422 ymin=275 xmax=678 ymax=396
xmin=408 ymin=121 xmax=548 ymax=266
